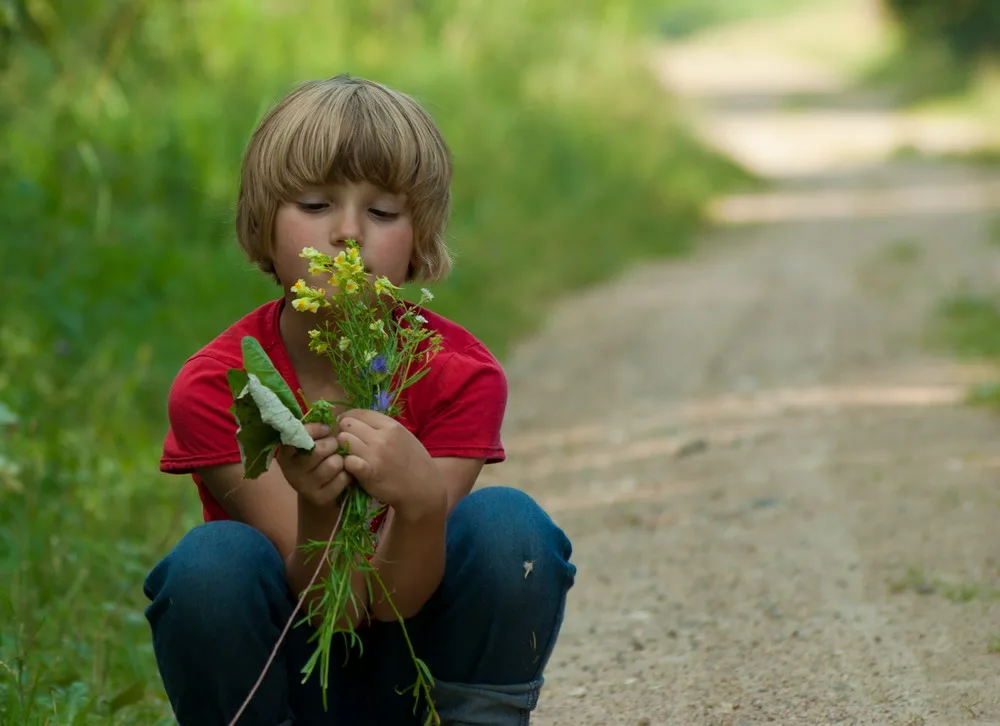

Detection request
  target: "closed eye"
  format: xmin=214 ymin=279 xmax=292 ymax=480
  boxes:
xmin=297 ymin=202 xmax=328 ymax=213
xmin=370 ymin=208 xmax=399 ymax=220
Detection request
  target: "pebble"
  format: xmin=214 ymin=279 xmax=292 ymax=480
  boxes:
xmin=569 ymin=686 xmax=587 ymax=698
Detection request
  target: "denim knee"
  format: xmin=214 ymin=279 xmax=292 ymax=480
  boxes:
xmin=143 ymin=520 xmax=289 ymax=638
xmin=439 ymin=486 xmax=575 ymax=680
xmin=448 ymin=486 xmax=576 ymax=607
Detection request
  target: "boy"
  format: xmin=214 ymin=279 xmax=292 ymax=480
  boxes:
xmin=143 ymin=75 xmax=576 ymax=725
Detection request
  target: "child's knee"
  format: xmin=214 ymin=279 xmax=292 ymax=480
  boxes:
xmin=144 ymin=520 xmax=287 ymax=630
xmin=447 ymin=486 xmax=576 ymax=603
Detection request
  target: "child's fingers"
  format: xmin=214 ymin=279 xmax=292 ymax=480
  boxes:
xmin=303 ymin=422 xmax=333 ymax=439
xmin=342 ymin=453 xmax=372 ymax=482
xmin=337 ymin=414 xmax=380 ymax=438
xmin=336 ymin=432 xmax=370 ymax=461
xmin=311 ymin=452 xmax=346 ymax=484
xmin=277 ymin=435 xmax=335 ymax=467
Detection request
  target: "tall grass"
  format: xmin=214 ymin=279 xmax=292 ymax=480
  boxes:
xmin=0 ymin=1 xmax=752 ymax=722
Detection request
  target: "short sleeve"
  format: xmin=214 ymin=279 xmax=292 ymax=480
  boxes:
xmin=160 ymin=354 xmax=242 ymax=474
xmin=414 ymin=346 xmax=508 ymax=463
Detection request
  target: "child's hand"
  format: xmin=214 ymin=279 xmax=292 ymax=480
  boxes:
xmin=276 ymin=422 xmax=352 ymax=509
xmin=336 ymin=409 xmax=447 ymax=520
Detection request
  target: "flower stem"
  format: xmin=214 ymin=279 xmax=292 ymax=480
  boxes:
xmin=227 ymin=498 xmax=347 ymax=726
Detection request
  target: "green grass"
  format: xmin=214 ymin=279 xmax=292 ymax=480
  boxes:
xmin=934 ymin=294 xmax=1000 ymax=359
xmin=931 ymin=293 xmax=1000 ymax=410
xmin=0 ymin=1 xmax=754 ymax=723
xmin=887 ymin=566 xmax=1000 ymax=603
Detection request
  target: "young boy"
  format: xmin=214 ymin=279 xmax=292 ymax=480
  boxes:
xmin=142 ymin=75 xmax=576 ymax=725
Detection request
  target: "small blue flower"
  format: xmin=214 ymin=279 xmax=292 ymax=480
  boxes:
xmin=372 ymin=389 xmax=394 ymax=413
xmin=370 ymin=354 xmax=388 ymax=374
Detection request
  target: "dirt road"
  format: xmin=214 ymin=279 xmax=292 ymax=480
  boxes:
xmin=480 ymin=3 xmax=1000 ymax=724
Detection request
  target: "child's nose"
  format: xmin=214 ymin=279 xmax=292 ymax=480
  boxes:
xmin=332 ymin=210 xmax=363 ymax=246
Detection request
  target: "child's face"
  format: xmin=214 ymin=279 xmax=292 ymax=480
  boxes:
xmin=272 ymin=180 xmax=414 ymax=294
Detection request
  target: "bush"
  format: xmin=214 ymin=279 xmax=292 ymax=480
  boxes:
xmin=882 ymin=0 xmax=1000 ymax=64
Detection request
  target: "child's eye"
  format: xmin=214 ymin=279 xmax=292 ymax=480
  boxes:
xmin=370 ymin=208 xmax=399 ymax=220
xmin=298 ymin=202 xmax=328 ymax=213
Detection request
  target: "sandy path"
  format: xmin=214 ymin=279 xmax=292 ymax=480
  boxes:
xmin=480 ymin=2 xmax=1000 ymax=724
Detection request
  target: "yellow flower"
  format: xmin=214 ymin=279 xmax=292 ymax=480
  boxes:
xmin=374 ymin=276 xmax=398 ymax=296
xmin=299 ymin=247 xmax=323 ymax=260
xmin=292 ymin=298 xmax=320 ymax=313
xmin=291 ymin=279 xmax=309 ymax=295
xmin=369 ymin=319 xmax=386 ymax=336
xmin=338 ymin=337 xmax=351 ymax=351
xmin=343 ymin=279 xmax=359 ymax=295
xmin=364 ymin=349 xmax=377 ymax=363
xmin=308 ymin=260 xmax=327 ymax=276
xmin=308 ymin=329 xmax=322 ymax=339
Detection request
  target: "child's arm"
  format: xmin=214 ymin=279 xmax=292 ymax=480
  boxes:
xmin=366 ymin=455 xmax=485 ymax=622
xmin=196 ymin=430 xmax=370 ymax=630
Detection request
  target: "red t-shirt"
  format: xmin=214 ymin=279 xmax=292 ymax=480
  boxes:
xmin=160 ymin=298 xmax=507 ymax=523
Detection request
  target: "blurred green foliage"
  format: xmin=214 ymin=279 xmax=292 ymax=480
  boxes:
xmin=882 ymin=0 xmax=1000 ymax=64
xmin=868 ymin=0 xmax=1000 ymax=102
xmin=0 ymin=0 xmax=753 ymax=722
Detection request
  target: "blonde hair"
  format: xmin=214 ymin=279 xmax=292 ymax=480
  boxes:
xmin=236 ymin=75 xmax=453 ymax=283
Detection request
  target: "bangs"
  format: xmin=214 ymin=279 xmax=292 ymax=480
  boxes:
xmin=260 ymin=82 xmax=432 ymax=200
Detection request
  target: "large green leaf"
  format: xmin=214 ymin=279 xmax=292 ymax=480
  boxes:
xmin=232 ymin=382 xmax=281 ymax=480
xmin=227 ymin=368 xmax=249 ymax=400
xmin=230 ymin=372 xmax=314 ymax=479
xmin=247 ymin=374 xmax=313 ymax=449
xmin=241 ymin=335 xmax=303 ymax=418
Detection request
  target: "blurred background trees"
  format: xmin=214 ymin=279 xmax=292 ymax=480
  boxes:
xmin=882 ymin=0 xmax=1000 ymax=65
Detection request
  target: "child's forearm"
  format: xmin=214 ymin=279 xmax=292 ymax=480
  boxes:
xmin=369 ymin=503 xmax=448 ymax=622
xmin=285 ymin=495 xmax=370 ymax=630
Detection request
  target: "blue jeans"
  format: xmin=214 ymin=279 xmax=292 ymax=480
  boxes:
xmin=143 ymin=486 xmax=576 ymax=725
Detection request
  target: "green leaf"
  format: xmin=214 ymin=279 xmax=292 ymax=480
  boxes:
xmin=247 ymin=374 xmax=313 ymax=449
xmin=241 ymin=335 xmax=303 ymax=418
xmin=231 ymin=381 xmax=282 ymax=480
xmin=231 ymin=373 xmax=314 ymax=479
xmin=227 ymin=368 xmax=249 ymax=399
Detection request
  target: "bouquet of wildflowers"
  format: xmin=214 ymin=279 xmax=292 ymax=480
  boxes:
xmin=226 ymin=240 xmax=442 ymax=724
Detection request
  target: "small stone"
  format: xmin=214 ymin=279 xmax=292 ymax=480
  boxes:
xmin=627 ymin=610 xmax=653 ymax=621
xmin=675 ymin=438 xmax=708 ymax=458
xmin=569 ymin=686 xmax=587 ymax=698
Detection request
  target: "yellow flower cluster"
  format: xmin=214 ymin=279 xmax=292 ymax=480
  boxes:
xmin=293 ymin=241 xmax=401 ymax=306
xmin=291 ymin=279 xmax=327 ymax=313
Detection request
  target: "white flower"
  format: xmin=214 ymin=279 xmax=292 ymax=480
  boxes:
xmin=420 ymin=288 xmax=434 ymax=301
xmin=414 ymin=314 xmax=428 ymax=324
